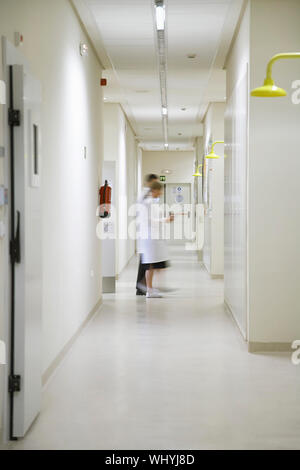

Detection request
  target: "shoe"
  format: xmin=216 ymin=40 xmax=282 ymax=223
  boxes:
xmin=146 ymin=290 xmax=163 ymax=298
xmin=136 ymin=282 xmax=147 ymax=293
xmin=136 ymin=289 xmax=146 ymax=296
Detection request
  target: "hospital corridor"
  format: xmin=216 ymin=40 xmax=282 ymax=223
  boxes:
xmin=0 ymin=0 xmax=300 ymax=452
xmin=6 ymin=247 xmax=300 ymax=450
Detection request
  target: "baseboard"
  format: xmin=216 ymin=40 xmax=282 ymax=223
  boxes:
xmin=248 ymin=342 xmax=292 ymax=353
xmin=224 ymin=301 xmax=293 ymax=353
xmin=211 ymin=274 xmax=224 ymax=279
xmin=203 ymin=261 xmax=224 ymax=279
xmin=42 ymin=296 xmax=102 ymax=386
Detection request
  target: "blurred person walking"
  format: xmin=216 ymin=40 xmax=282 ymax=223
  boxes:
xmin=138 ymin=181 xmax=173 ymax=298
xmin=136 ymin=174 xmax=159 ymax=295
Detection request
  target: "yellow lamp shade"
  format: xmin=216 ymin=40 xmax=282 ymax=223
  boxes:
xmin=251 ymin=54 xmax=300 ymax=98
xmin=205 ymin=140 xmax=223 ymax=159
xmin=251 ymin=83 xmax=287 ymax=97
xmin=205 ymin=151 xmax=220 ymax=159
xmin=193 ymin=164 xmax=202 ymax=177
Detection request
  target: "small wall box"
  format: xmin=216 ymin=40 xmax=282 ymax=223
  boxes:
xmin=0 ymin=186 xmax=6 ymax=206
xmin=0 ymin=80 xmax=6 ymax=105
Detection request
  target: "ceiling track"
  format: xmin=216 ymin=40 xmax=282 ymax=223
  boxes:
xmin=154 ymin=1 xmax=168 ymax=149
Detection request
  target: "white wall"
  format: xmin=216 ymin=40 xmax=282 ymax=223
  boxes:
xmin=248 ymin=0 xmax=300 ymax=345
xmin=103 ymin=103 xmax=137 ymax=275
xmin=202 ymin=102 xmax=225 ymax=276
xmin=0 ymin=0 xmax=103 ymax=435
xmin=224 ymin=1 xmax=250 ymax=337
xmin=142 ymin=150 xmax=195 ymax=184
xmin=225 ymin=0 xmax=300 ymax=347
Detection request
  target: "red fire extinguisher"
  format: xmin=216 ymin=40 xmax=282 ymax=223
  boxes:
xmin=99 ymin=180 xmax=111 ymax=218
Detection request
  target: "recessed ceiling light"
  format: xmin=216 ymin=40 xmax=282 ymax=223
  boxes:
xmin=187 ymin=53 xmax=196 ymax=59
xmin=161 ymin=169 xmax=172 ymax=175
xmin=181 ymin=107 xmax=186 ymax=111
xmin=155 ymin=2 xmax=165 ymax=31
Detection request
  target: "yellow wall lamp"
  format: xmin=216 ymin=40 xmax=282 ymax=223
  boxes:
xmin=205 ymin=140 xmax=224 ymax=159
xmin=251 ymin=52 xmax=300 ymax=97
xmin=193 ymin=164 xmax=203 ymax=177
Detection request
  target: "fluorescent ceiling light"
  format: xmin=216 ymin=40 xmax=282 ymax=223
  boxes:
xmin=164 ymin=143 xmax=169 ymax=149
xmin=162 ymin=106 xmax=168 ymax=116
xmin=155 ymin=5 xmax=165 ymax=31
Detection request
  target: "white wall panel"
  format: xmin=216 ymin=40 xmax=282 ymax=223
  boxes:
xmin=224 ymin=65 xmax=248 ymax=338
xmin=202 ymin=103 xmax=225 ymax=277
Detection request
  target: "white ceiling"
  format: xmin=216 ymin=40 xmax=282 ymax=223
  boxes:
xmin=74 ymin=0 xmax=244 ymax=150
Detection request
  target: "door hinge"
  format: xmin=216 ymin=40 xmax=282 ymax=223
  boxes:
xmin=9 ymin=375 xmax=21 ymax=393
xmin=8 ymin=108 xmax=21 ymax=127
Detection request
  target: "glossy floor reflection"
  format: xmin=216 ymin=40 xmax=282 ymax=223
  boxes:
xmin=8 ymin=246 xmax=300 ymax=449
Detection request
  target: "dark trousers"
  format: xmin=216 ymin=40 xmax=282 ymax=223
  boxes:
xmin=136 ymin=255 xmax=146 ymax=291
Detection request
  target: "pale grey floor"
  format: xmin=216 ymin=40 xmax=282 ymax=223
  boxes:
xmin=7 ymin=246 xmax=300 ymax=449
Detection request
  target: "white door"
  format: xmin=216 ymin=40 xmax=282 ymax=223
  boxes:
xmin=7 ymin=64 xmax=42 ymax=438
xmin=165 ymin=183 xmax=192 ymax=242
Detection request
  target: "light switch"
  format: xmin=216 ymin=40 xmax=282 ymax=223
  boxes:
xmin=0 ymin=221 xmax=5 ymax=239
xmin=0 ymin=340 xmax=6 ymax=365
xmin=0 ymin=80 xmax=6 ymax=105
xmin=0 ymin=186 xmax=5 ymax=206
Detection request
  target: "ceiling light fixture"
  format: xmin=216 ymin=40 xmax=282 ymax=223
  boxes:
xmin=251 ymin=52 xmax=300 ymax=97
xmin=205 ymin=141 xmax=224 ymax=159
xmin=153 ymin=0 xmax=169 ymax=153
xmin=155 ymin=1 xmax=165 ymax=31
xmin=193 ymin=164 xmax=203 ymax=177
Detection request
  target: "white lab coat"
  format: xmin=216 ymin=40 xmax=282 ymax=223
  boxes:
xmin=137 ymin=195 xmax=169 ymax=264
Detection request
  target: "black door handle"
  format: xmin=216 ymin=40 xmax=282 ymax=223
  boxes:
xmin=15 ymin=211 xmax=21 ymax=263
xmin=10 ymin=211 xmax=21 ymax=264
